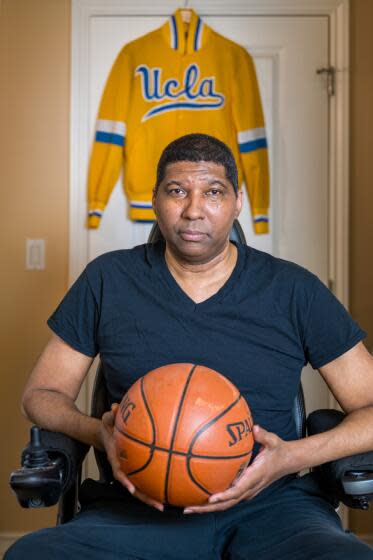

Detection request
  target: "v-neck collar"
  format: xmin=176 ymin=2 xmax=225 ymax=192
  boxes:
xmin=161 ymin=9 xmax=209 ymax=55
xmin=149 ymin=240 xmax=247 ymax=311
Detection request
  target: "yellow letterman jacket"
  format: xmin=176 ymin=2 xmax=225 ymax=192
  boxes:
xmin=88 ymin=9 xmax=270 ymax=233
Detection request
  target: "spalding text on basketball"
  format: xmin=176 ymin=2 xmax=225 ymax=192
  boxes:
xmin=119 ymin=394 xmax=136 ymax=424
xmin=226 ymin=418 xmax=252 ymax=447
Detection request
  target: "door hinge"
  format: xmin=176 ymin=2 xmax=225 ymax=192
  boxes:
xmin=316 ymin=66 xmax=336 ymax=97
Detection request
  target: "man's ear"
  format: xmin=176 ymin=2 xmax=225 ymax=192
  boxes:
xmin=152 ymin=187 xmax=157 ymax=215
xmin=235 ymin=190 xmax=243 ymax=217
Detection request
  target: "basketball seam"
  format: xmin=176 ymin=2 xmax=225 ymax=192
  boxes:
xmin=114 ymin=426 xmax=252 ymax=460
xmin=124 ymin=376 xmax=157 ymax=477
xmin=186 ymin=394 xmax=252 ymax=496
xmin=188 ymin=393 xmax=243 ymax=454
xmin=164 ymin=364 xmax=197 ymax=505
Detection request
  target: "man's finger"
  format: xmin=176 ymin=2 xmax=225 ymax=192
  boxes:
xmin=208 ymin=487 xmax=242 ymax=503
xmin=185 ymin=482 xmax=263 ymax=514
xmin=184 ymin=498 xmax=238 ymax=514
xmin=115 ymin=471 xmax=135 ymax=494
xmin=102 ymin=410 xmax=115 ymax=427
xmin=134 ymin=489 xmax=164 ymax=512
xmin=253 ymin=425 xmax=278 ymax=448
xmin=108 ymin=453 xmax=136 ymax=493
xmin=113 ymin=469 xmax=136 ymax=494
xmin=208 ymin=469 xmax=261 ymax=503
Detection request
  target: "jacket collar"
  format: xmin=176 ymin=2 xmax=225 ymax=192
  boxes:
xmin=161 ymin=9 xmax=208 ymax=54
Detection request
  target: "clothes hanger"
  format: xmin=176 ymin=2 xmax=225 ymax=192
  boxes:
xmin=180 ymin=0 xmax=192 ymax=23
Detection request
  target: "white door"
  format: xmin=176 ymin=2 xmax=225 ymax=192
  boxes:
xmin=84 ymin=12 xmax=329 ymax=415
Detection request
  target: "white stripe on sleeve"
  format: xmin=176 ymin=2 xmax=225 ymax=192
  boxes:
xmin=96 ymin=119 xmax=126 ymax=137
xmin=237 ymin=127 xmax=266 ymax=144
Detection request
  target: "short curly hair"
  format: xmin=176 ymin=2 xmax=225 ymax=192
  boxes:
xmin=155 ymin=133 xmax=238 ymax=194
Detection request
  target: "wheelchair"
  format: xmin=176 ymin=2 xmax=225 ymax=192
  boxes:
xmin=10 ymin=220 xmax=373 ymax=525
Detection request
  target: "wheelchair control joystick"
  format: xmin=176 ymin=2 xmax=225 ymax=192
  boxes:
xmin=23 ymin=426 xmax=52 ymax=468
xmin=10 ymin=426 xmax=65 ymax=508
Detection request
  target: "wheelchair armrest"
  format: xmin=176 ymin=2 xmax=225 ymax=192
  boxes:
xmin=10 ymin=426 xmax=89 ymax=508
xmin=307 ymin=409 xmax=373 ymax=510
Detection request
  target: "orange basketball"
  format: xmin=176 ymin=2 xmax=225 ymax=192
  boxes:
xmin=114 ymin=363 xmax=254 ymax=507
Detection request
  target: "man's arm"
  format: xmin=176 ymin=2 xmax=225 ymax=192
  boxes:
xmin=183 ymin=341 xmax=373 ymax=513
xmin=287 ymin=340 xmax=373 ymax=470
xmin=21 ymin=332 xmax=164 ymax=510
xmin=21 ymin=333 xmax=101 ymax=448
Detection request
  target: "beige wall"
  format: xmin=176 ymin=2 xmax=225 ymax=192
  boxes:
xmin=0 ymin=0 xmax=372 ymax=538
xmin=0 ymin=0 xmax=70 ymax=531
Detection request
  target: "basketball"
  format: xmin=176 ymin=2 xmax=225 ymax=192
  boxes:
xmin=113 ymin=363 xmax=254 ymax=507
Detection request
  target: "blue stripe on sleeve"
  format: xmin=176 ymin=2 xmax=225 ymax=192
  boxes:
xmin=130 ymin=202 xmax=153 ymax=209
xmin=95 ymin=131 xmax=125 ymax=147
xmin=239 ymin=138 xmax=267 ymax=153
xmin=254 ymin=217 xmax=269 ymax=223
xmin=194 ymin=18 xmax=201 ymax=51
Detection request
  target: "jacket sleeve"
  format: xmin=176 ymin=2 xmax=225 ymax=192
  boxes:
xmin=87 ymin=47 xmax=131 ymax=229
xmin=232 ymin=48 xmax=270 ymax=234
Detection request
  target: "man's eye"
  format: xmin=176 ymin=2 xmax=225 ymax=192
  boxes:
xmin=168 ymin=188 xmax=184 ymax=196
xmin=207 ymin=189 xmax=223 ymax=197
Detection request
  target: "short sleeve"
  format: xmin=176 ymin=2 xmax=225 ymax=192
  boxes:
xmin=304 ymin=277 xmax=366 ymax=369
xmin=47 ymin=270 xmax=99 ymax=357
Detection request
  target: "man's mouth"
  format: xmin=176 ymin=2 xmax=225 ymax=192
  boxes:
xmin=179 ymin=230 xmax=207 ymax=241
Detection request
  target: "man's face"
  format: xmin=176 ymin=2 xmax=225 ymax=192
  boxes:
xmin=152 ymin=160 xmax=242 ymax=263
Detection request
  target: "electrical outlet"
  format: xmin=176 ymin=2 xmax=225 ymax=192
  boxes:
xmin=26 ymin=239 xmax=46 ymax=270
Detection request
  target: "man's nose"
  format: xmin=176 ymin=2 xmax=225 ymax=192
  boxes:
xmin=181 ymin=192 xmax=205 ymax=220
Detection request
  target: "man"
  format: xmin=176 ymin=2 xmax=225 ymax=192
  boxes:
xmin=6 ymin=134 xmax=373 ymax=559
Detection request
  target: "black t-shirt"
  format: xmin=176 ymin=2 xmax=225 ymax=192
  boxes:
xmin=48 ymin=240 xmax=365 ymax=446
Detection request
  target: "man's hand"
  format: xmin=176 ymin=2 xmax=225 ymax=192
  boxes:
xmin=183 ymin=424 xmax=293 ymax=514
xmin=100 ymin=404 xmax=164 ymax=512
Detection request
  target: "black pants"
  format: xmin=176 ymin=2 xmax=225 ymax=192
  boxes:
xmin=5 ymin=474 xmax=373 ymax=559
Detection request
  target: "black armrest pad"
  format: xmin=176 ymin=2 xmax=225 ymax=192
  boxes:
xmin=307 ymin=409 xmax=373 ymax=473
xmin=307 ymin=408 xmax=345 ymax=434
xmin=307 ymin=409 xmax=373 ymax=507
xmin=21 ymin=428 xmax=90 ymax=493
